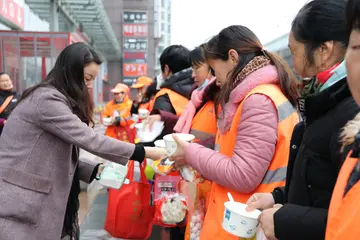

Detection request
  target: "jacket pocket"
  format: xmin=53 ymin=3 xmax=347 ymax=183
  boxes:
xmin=0 ymin=168 xmax=52 ymax=226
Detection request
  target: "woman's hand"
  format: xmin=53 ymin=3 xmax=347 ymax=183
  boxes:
xmin=144 ymin=114 xmax=161 ymax=130
xmin=246 ymin=193 xmax=275 ymax=211
xmin=259 ymin=204 xmax=282 ymax=240
xmin=98 ymin=164 xmax=105 ymax=176
xmin=95 ymin=163 xmax=105 ymax=180
xmin=168 ymin=134 xmax=190 ymax=166
xmin=144 ymin=146 xmax=167 ymax=160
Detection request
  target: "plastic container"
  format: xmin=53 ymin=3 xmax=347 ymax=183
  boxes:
xmin=135 ymin=121 xmax=164 ymax=142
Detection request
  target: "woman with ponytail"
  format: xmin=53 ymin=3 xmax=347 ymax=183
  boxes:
xmin=169 ymin=25 xmax=299 ymax=240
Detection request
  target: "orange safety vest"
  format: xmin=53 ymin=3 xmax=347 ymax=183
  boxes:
xmin=189 ymin=101 xmax=217 ymax=146
xmin=151 ymin=88 xmax=189 ymax=116
xmin=102 ymin=99 xmax=133 ymax=139
xmin=200 ymin=84 xmax=299 ymax=240
xmin=325 ymin=151 xmax=360 ymax=240
xmin=139 ymin=101 xmax=151 ymax=111
xmin=184 ymin=101 xmax=217 ymax=240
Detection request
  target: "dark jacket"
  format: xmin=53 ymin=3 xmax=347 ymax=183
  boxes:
xmin=0 ymin=90 xmax=19 ymax=135
xmin=151 ymin=68 xmax=194 ymax=115
xmin=272 ymin=79 xmax=359 ymax=240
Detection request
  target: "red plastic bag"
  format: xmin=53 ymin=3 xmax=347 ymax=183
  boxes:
xmin=113 ymin=119 xmax=136 ymax=143
xmin=153 ymin=173 xmax=187 ymax=227
xmin=104 ymin=161 xmax=154 ymax=239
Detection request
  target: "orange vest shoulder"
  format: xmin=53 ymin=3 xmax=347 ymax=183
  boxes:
xmin=326 ymin=151 xmax=360 ymax=240
xmin=190 ymin=101 xmax=217 ymax=145
xmin=151 ymin=88 xmax=189 ymax=116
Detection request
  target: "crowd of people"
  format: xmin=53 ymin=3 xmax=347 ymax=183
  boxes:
xmin=1 ymin=0 xmax=360 ymax=239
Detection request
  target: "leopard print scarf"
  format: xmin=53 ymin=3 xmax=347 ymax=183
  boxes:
xmin=233 ymin=55 xmax=271 ymax=88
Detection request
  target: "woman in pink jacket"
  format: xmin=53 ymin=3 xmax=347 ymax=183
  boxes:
xmin=170 ymin=25 xmax=299 ymax=239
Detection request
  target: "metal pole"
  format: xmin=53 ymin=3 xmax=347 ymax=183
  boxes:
xmin=50 ymin=0 xmax=59 ymax=32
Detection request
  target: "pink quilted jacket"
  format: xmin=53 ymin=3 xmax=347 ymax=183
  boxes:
xmin=185 ymin=65 xmax=280 ymax=192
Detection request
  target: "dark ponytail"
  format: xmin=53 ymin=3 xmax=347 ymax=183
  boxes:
xmin=263 ymin=50 xmax=298 ymax=105
xmin=205 ymin=25 xmax=298 ymax=118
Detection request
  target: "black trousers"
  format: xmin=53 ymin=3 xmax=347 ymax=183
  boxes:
xmin=168 ymin=227 xmax=185 ymax=240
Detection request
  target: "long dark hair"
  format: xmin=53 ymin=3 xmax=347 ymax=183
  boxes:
xmin=346 ymin=0 xmax=360 ymax=38
xmin=291 ymin=0 xmax=347 ymax=64
xmin=19 ymin=42 xmax=102 ymax=125
xmin=190 ymin=44 xmax=220 ymax=109
xmin=204 ymin=25 xmax=298 ymax=117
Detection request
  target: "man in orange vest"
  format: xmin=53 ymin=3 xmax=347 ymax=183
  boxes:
xmin=150 ymin=45 xmax=194 ymax=118
xmin=130 ymin=76 xmax=154 ymax=114
xmin=102 ymin=83 xmax=133 ymax=139
xmin=147 ymin=45 xmax=194 ymax=240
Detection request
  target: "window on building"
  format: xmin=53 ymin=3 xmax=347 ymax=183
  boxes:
xmin=161 ymin=23 xmax=165 ymax=31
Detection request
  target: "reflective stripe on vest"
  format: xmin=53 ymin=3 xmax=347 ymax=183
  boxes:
xmin=200 ymin=84 xmax=299 ymax=240
xmin=151 ymin=88 xmax=189 ymax=116
xmin=326 ymin=151 xmax=360 ymax=240
xmin=189 ymin=101 xmax=217 ymax=147
xmin=184 ymin=101 xmax=217 ymax=240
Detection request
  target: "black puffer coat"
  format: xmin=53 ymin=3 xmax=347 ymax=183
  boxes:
xmin=272 ymin=79 xmax=360 ymax=240
xmin=151 ymin=68 xmax=194 ymax=114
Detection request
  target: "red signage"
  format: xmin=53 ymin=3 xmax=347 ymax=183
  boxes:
xmin=0 ymin=0 xmax=24 ymax=29
xmin=123 ymin=63 xmax=148 ymax=77
xmin=123 ymin=24 xmax=148 ymax=37
xmin=123 ymin=52 xmax=146 ymax=60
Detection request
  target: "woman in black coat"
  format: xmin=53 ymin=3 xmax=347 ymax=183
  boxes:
xmin=246 ymin=1 xmax=360 ymax=239
xmin=0 ymin=72 xmax=19 ymax=136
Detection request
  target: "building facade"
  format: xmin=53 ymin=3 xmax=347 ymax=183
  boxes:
xmin=103 ymin=0 xmax=156 ymax=94
xmin=264 ymin=33 xmax=294 ymax=70
xmin=154 ymin=0 xmax=171 ymax=76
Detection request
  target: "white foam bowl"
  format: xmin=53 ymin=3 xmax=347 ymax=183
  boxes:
xmin=103 ymin=117 xmax=112 ymax=126
xmin=163 ymin=133 xmax=195 ymax=155
xmin=131 ymin=114 xmax=139 ymax=122
xmin=138 ymin=109 xmax=149 ymax=119
xmin=135 ymin=121 xmax=164 ymax=142
xmin=222 ymin=201 xmax=261 ymax=238
xmin=154 ymin=139 xmax=166 ymax=148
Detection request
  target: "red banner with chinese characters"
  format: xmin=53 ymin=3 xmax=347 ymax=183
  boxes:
xmin=0 ymin=0 xmax=24 ymax=29
xmin=123 ymin=24 xmax=148 ymax=37
xmin=123 ymin=52 xmax=146 ymax=60
xmin=123 ymin=63 xmax=148 ymax=77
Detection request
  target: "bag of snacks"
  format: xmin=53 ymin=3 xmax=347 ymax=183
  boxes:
xmin=183 ymin=182 xmax=207 ymax=240
xmin=156 ymin=194 xmax=187 ymax=224
xmin=179 ymin=166 xmax=202 ymax=183
xmin=153 ymin=174 xmax=188 ymax=227
xmin=151 ymin=157 xmax=175 ymax=176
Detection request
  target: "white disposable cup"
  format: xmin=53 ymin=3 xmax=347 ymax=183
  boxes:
xmin=222 ymin=201 xmax=261 ymax=238
xmin=138 ymin=109 xmax=149 ymax=119
xmin=163 ymin=133 xmax=195 ymax=155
